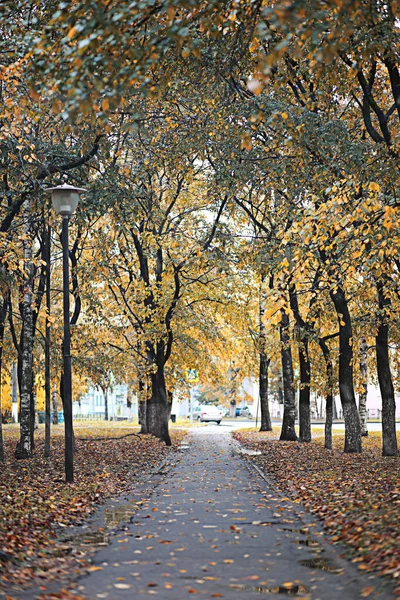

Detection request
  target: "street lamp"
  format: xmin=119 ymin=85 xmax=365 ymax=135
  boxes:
xmin=45 ymin=183 xmax=86 ymax=482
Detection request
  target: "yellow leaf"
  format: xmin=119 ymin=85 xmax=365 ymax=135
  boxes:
xmin=67 ymin=27 xmax=77 ymax=39
xmin=241 ymin=135 xmax=252 ymax=150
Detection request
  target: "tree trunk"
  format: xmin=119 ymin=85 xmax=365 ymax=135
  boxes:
xmin=358 ymin=338 xmax=368 ymax=437
xmin=16 ymin=200 xmax=34 ymax=460
xmin=0 ymin=289 xmax=8 ymax=462
xmin=279 ymin=309 xmax=298 ymax=441
xmin=289 ymin=284 xmax=311 ymax=442
xmin=167 ymin=389 xmax=173 ymax=417
xmin=146 ymin=366 xmax=171 ymax=446
xmin=329 ymin=285 xmax=362 ymax=453
xmin=52 ymin=387 xmax=59 ymax=425
xmin=319 ymin=338 xmax=334 ymax=450
xmin=44 ymin=223 xmax=51 ymax=458
xmin=376 ymin=282 xmax=398 ymax=457
xmin=11 ymin=362 xmax=18 ymax=423
xmin=0 ymin=390 xmax=3 ymax=463
xmin=30 ymin=374 xmax=36 ymax=450
xmin=104 ymin=388 xmax=108 ymax=420
xmin=259 ymin=277 xmax=272 ymax=431
xmin=259 ymin=353 xmax=272 ymax=431
xmin=298 ymin=339 xmax=311 ymax=442
xmin=332 ymin=395 xmax=338 ymax=420
xmin=138 ymin=377 xmax=148 ymax=433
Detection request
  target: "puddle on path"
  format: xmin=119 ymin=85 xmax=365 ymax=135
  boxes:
xmin=230 ymin=584 xmax=309 ymax=596
xmin=70 ymin=531 xmax=109 ymax=547
xmin=281 ymin=528 xmax=310 ymax=535
xmin=299 ymin=558 xmax=343 ymax=574
xmin=104 ymin=500 xmax=140 ymax=528
xmin=291 ymin=539 xmax=321 ymax=548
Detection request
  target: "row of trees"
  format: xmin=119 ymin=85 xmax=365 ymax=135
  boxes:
xmin=1 ymin=0 xmax=399 ymax=461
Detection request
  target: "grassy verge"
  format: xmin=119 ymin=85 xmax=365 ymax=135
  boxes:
xmin=233 ymin=428 xmax=400 ymax=596
xmin=0 ymin=422 xmax=186 ymax=595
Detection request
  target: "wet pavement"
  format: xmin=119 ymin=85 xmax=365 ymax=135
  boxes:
xmin=68 ymin=427 xmax=390 ymax=599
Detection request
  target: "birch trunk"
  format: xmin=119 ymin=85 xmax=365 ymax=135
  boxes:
xmin=16 ymin=200 xmax=34 ymax=459
xmin=358 ymin=338 xmax=368 ymax=437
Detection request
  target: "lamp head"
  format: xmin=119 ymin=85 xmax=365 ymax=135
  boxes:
xmin=45 ymin=183 xmax=87 ymax=216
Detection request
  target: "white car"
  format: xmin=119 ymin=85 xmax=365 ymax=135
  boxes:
xmin=240 ymin=406 xmax=253 ymax=418
xmin=189 ymin=405 xmax=223 ymax=424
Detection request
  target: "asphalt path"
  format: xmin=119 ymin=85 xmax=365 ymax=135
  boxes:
xmin=71 ymin=427 xmax=391 ymax=599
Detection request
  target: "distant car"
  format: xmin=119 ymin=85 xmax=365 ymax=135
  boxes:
xmin=217 ymin=405 xmax=230 ymax=417
xmin=240 ymin=406 xmax=253 ymax=419
xmin=235 ymin=407 xmax=242 ymax=417
xmin=189 ymin=404 xmax=223 ymax=424
xmin=188 ymin=406 xmax=202 ymax=420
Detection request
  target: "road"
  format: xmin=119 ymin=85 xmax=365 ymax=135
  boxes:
xmin=217 ymin=419 xmax=400 ymax=432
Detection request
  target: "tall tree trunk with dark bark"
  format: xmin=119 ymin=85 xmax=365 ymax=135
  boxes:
xmin=298 ymin=339 xmax=311 ymax=442
xmin=0 ymin=289 xmax=8 ymax=462
xmin=259 ymin=276 xmax=272 ymax=431
xmin=0 ymin=388 xmax=3 ymax=463
xmin=16 ymin=200 xmax=34 ymax=460
xmin=104 ymin=389 xmax=108 ymax=421
xmin=279 ymin=309 xmax=298 ymax=441
xmin=259 ymin=353 xmax=272 ymax=432
xmin=52 ymin=387 xmax=59 ymax=425
xmin=167 ymin=389 xmax=173 ymax=417
xmin=289 ymin=285 xmax=311 ymax=442
xmin=329 ymin=285 xmax=362 ymax=453
xmin=358 ymin=338 xmax=369 ymax=437
xmin=44 ymin=224 xmax=51 ymax=458
xmin=376 ymin=282 xmax=398 ymax=457
xmin=147 ymin=366 xmax=171 ymax=446
xmin=319 ymin=337 xmax=334 ymax=450
xmin=30 ymin=373 xmax=36 ymax=451
xmin=138 ymin=377 xmax=148 ymax=434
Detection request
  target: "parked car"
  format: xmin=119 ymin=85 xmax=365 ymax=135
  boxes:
xmin=217 ymin=405 xmax=230 ymax=417
xmin=188 ymin=406 xmax=202 ymax=420
xmin=235 ymin=407 xmax=242 ymax=417
xmin=240 ymin=406 xmax=253 ymax=418
xmin=189 ymin=404 xmax=223 ymax=424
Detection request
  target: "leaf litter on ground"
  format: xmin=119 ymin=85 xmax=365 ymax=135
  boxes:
xmin=233 ymin=428 xmax=400 ymax=596
xmin=0 ymin=423 xmax=186 ymax=597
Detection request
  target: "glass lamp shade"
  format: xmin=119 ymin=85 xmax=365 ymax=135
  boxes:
xmin=45 ymin=183 xmax=87 ymax=216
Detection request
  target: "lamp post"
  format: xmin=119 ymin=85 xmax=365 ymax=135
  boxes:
xmin=45 ymin=184 xmax=86 ymax=482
